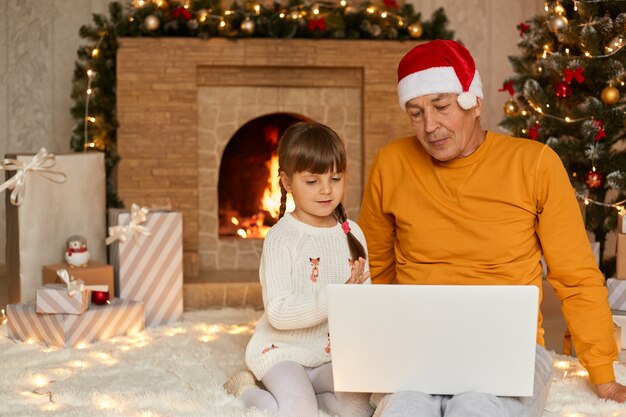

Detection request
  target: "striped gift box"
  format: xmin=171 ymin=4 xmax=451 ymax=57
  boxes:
xmin=36 ymin=284 xmax=90 ymax=315
xmin=109 ymin=210 xmax=183 ymax=327
xmin=7 ymin=299 xmax=144 ymax=348
xmin=607 ymin=278 xmax=626 ymax=311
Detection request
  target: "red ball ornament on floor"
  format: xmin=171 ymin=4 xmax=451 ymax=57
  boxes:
xmin=584 ymin=171 xmax=603 ymax=189
xmin=91 ymin=290 xmax=110 ymax=305
xmin=555 ymin=82 xmax=572 ymax=98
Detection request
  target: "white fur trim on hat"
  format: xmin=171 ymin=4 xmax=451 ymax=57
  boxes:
xmin=398 ymin=67 xmax=483 ymax=109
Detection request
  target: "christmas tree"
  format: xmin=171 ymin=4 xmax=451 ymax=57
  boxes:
xmin=499 ymin=0 xmax=626 ymax=275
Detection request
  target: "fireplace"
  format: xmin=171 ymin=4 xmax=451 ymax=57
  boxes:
xmin=218 ymin=113 xmax=302 ymax=239
xmin=116 ymin=38 xmax=415 ymax=280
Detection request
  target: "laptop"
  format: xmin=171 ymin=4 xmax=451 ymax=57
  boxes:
xmin=326 ymin=284 xmax=539 ymax=396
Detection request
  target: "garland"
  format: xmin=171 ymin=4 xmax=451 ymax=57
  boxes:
xmin=70 ymin=0 xmax=454 ymax=207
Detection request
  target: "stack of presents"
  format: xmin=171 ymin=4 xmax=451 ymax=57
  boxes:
xmin=608 ymin=214 xmax=626 ymax=350
xmin=2 ymin=149 xmax=183 ymax=348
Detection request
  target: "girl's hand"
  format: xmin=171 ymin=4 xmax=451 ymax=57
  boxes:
xmin=345 ymin=257 xmax=370 ymax=284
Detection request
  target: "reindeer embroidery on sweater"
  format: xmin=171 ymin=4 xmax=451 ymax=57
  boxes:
xmin=309 ymin=257 xmax=320 ymax=282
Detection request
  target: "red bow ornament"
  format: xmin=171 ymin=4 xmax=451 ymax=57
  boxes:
xmin=172 ymin=7 xmax=192 ymax=21
xmin=564 ymin=67 xmax=585 ymax=84
xmin=594 ymin=120 xmax=606 ymax=141
xmin=498 ymin=80 xmax=515 ymax=96
xmin=518 ymin=22 xmax=530 ymax=37
xmin=528 ymin=124 xmax=540 ymax=140
xmin=308 ymin=17 xmax=326 ymax=32
xmin=384 ymin=0 xmax=399 ymax=9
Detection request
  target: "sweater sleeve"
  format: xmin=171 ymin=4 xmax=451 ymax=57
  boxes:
xmin=535 ymin=146 xmax=618 ymax=384
xmin=260 ymin=232 xmax=328 ymax=331
xmin=358 ymin=151 xmax=397 ymax=284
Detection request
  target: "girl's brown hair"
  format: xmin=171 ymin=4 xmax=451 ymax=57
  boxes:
xmin=277 ymin=122 xmax=366 ymax=260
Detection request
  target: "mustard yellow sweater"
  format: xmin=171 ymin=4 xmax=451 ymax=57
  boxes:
xmin=359 ymin=131 xmax=617 ymax=384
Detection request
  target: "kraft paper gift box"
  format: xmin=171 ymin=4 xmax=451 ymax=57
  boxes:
xmin=42 ymin=261 xmax=115 ymax=297
xmin=108 ymin=206 xmax=183 ymax=327
xmin=4 ymin=149 xmax=107 ymax=304
xmin=36 ymin=284 xmax=91 ymax=315
xmin=7 ymin=298 xmax=144 ymax=348
xmin=617 ymin=233 xmax=626 ymax=280
xmin=607 ymin=278 xmax=626 ymax=310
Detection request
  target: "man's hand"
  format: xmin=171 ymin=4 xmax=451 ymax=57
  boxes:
xmin=595 ymin=381 xmax=626 ymax=402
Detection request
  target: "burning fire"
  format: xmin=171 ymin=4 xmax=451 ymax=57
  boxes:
xmin=232 ymin=154 xmax=294 ymax=238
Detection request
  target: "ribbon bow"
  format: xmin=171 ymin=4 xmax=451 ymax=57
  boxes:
xmin=308 ymin=17 xmax=326 ymax=32
xmin=105 ymin=203 xmax=151 ymax=245
xmin=341 ymin=221 xmax=351 ymax=234
xmin=498 ymin=80 xmax=515 ymax=96
xmin=518 ymin=22 xmax=530 ymax=37
xmin=564 ymin=67 xmax=585 ymax=84
xmin=0 ymin=148 xmax=67 ymax=206
xmin=56 ymin=269 xmax=108 ymax=298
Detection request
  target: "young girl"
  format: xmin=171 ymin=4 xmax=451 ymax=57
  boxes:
xmin=224 ymin=122 xmax=373 ymax=417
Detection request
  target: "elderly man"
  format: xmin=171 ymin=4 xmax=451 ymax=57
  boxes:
xmin=358 ymin=39 xmax=626 ymax=417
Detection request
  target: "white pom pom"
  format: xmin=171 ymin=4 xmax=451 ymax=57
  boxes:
xmin=457 ymin=92 xmax=477 ymax=110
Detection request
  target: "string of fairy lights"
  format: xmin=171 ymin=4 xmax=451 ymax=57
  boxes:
xmin=502 ymin=1 xmax=626 ymax=213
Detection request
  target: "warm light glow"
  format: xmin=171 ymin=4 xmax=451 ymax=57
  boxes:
xmin=340 ymin=0 xmax=347 ymax=5
xmin=219 ymin=20 xmax=226 ymax=28
xmin=200 ymin=334 xmax=217 ymax=342
xmin=75 ymin=342 xmax=88 ymax=349
xmin=224 ymin=10 xmax=232 ymax=15
xmin=87 ymin=89 xmax=92 ymax=95
xmin=584 ymin=199 xmax=590 ymax=205
xmin=554 ymin=3 xmax=565 ymax=14
xmin=536 ymin=107 xmax=543 ymax=113
xmin=312 ymin=8 xmax=319 ymax=15
xmin=87 ymin=69 xmax=94 ymax=77
xmin=565 ymin=116 xmax=572 ymax=123
xmin=521 ymin=110 xmax=528 ymax=116
xmin=584 ymin=52 xmax=591 ymax=57
xmin=91 ymin=49 xmax=99 ymax=57
xmin=33 ymin=374 xmax=48 ymax=387
xmin=231 ymin=217 xmax=240 ymax=226
xmin=366 ymin=6 xmax=376 ymax=13
xmin=129 ymin=17 xmax=134 ymax=22
xmin=87 ymin=117 xmax=96 ymax=123
xmin=544 ymin=2 xmax=549 ymax=12
xmin=398 ymin=19 xmax=404 ymax=27
xmin=381 ymin=11 xmax=388 ymax=18
xmin=554 ymin=360 xmax=570 ymax=369
xmin=279 ymin=12 xmax=285 ymax=18
xmin=237 ymin=229 xmax=248 ymax=239
xmin=565 ymin=48 xmax=569 ymax=55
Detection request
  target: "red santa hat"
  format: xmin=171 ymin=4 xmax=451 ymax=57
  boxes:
xmin=397 ymin=40 xmax=483 ymax=110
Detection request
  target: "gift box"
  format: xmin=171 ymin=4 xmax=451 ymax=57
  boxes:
xmin=7 ymin=298 xmax=144 ymax=348
xmin=42 ymin=261 xmax=114 ymax=297
xmin=5 ymin=150 xmax=107 ymax=304
xmin=36 ymin=284 xmax=91 ymax=315
xmin=108 ymin=207 xmax=183 ymax=327
xmin=607 ymin=278 xmax=626 ymax=310
xmin=617 ymin=233 xmax=626 ymax=280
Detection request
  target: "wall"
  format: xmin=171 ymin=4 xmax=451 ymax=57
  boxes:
xmin=0 ymin=0 xmax=545 ymax=264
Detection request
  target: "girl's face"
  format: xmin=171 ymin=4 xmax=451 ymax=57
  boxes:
xmin=280 ymin=169 xmax=345 ymax=227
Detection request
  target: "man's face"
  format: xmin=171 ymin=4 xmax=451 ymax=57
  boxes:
xmin=405 ymin=93 xmax=483 ymax=161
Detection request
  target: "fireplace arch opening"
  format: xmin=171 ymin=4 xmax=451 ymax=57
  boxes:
xmin=218 ymin=113 xmax=308 ymax=239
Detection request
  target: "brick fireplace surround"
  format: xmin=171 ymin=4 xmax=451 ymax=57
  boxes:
xmin=116 ymin=38 xmax=416 ymax=297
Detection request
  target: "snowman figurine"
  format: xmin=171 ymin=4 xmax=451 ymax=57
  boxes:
xmin=65 ymin=235 xmax=90 ymax=268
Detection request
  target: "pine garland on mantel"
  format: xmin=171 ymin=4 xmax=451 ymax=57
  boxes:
xmin=70 ymin=0 xmax=455 ymax=207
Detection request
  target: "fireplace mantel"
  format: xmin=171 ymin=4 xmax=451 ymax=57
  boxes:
xmin=117 ymin=37 xmax=417 ymax=280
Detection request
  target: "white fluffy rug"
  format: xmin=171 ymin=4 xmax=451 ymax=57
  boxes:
xmin=1 ymin=308 xmax=626 ymax=417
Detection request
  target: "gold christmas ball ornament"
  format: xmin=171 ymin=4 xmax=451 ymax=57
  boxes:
xmin=144 ymin=14 xmax=160 ymax=31
xmin=503 ymin=98 xmax=519 ymax=116
xmin=407 ymin=22 xmax=423 ymax=39
xmin=240 ymin=17 xmax=255 ymax=35
xmin=548 ymin=15 xmax=568 ymax=33
xmin=601 ymin=85 xmax=620 ymax=104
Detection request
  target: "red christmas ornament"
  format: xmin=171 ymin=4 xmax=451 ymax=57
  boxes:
xmin=555 ymin=82 xmax=572 ymax=98
xmin=91 ymin=290 xmax=110 ymax=305
xmin=498 ymin=80 xmax=515 ymax=96
xmin=518 ymin=22 xmax=530 ymax=37
xmin=172 ymin=7 xmax=192 ymax=21
xmin=564 ymin=66 xmax=585 ymax=85
xmin=584 ymin=170 xmax=603 ymax=189
xmin=594 ymin=120 xmax=606 ymax=141
xmin=383 ymin=0 xmax=399 ymax=9
xmin=308 ymin=17 xmax=326 ymax=32
xmin=528 ymin=124 xmax=540 ymax=140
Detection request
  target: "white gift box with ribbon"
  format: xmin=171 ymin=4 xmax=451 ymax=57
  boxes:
xmin=107 ymin=204 xmax=183 ymax=327
xmin=3 ymin=148 xmax=107 ymax=303
xmin=36 ymin=269 xmax=109 ymax=315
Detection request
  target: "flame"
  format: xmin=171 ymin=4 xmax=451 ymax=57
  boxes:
xmin=229 ymin=154 xmax=294 ymax=239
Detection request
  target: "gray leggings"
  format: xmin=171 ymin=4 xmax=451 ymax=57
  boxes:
xmin=241 ymin=360 xmax=373 ymax=417
xmin=372 ymin=345 xmax=553 ymax=417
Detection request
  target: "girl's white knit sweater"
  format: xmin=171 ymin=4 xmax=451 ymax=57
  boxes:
xmin=245 ymin=212 xmax=369 ymax=379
